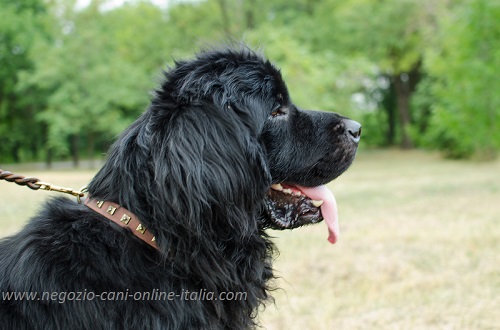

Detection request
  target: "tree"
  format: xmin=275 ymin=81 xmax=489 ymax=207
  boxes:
xmin=0 ymin=0 xmax=48 ymax=163
xmin=18 ymin=0 xmax=158 ymax=166
xmin=423 ymin=0 xmax=500 ymax=159
xmin=321 ymin=0 xmax=442 ymax=148
xmin=3 ymin=0 xmax=499 ymax=163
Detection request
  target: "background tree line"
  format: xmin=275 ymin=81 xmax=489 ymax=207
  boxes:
xmin=1 ymin=0 xmax=499 ymax=166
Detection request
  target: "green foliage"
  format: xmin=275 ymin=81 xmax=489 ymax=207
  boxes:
xmin=314 ymin=0 xmax=422 ymax=73
xmin=245 ymin=27 xmax=354 ymax=114
xmin=1 ymin=0 xmax=499 ymax=164
xmin=0 ymin=0 xmax=48 ymax=162
xmin=424 ymin=0 xmax=500 ymax=159
xmin=312 ymin=0 xmax=441 ymax=148
xmin=17 ymin=1 xmax=164 ymax=159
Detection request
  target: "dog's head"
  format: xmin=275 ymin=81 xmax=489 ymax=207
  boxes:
xmin=89 ymin=47 xmax=360 ymax=251
xmin=153 ymin=47 xmax=360 ymax=241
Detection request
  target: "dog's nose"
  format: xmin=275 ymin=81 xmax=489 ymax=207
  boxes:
xmin=344 ymin=119 xmax=362 ymax=143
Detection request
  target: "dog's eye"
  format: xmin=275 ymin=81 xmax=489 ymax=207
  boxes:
xmin=271 ymin=107 xmax=287 ymax=118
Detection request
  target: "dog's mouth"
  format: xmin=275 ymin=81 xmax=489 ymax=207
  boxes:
xmin=264 ymin=183 xmax=339 ymax=244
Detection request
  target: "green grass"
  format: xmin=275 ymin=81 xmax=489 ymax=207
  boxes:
xmin=1 ymin=150 xmax=499 ymax=329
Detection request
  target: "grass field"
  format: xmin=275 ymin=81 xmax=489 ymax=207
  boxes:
xmin=1 ymin=150 xmax=499 ymax=329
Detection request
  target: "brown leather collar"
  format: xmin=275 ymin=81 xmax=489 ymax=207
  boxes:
xmin=84 ymin=197 xmax=158 ymax=250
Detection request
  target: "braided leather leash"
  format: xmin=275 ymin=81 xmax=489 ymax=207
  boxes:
xmin=0 ymin=168 xmax=158 ymax=250
xmin=0 ymin=168 xmax=85 ymax=199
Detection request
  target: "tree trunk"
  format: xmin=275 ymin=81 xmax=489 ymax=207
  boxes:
xmin=43 ymin=124 xmax=52 ymax=169
xmin=87 ymin=132 xmax=96 ymax=169
xmin=393 ymin=73 xmax=413 ymax=149
xmin=71 ymin=134 xmax=80 ymax=168
xmin=382 ymin=75 xmax=397 ymax=146
xmin=46 ymin=148 xmax=52 ymax=169
xmin=11 ymin=142 xmax=20 ymax=163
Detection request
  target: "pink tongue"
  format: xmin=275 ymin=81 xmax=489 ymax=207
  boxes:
xmin=297 ymin=185 xmax=339 ymax=244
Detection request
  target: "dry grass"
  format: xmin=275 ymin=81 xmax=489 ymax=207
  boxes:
xmin=1 ymin=150 xmax=499 ymax=329
xmin=0 ymin=169 xmax=96 ymax=236
xmin=260 ymin=150 xmax=500 ymax=329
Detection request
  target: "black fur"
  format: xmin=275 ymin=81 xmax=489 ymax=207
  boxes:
xmin=0 ymin=47 xmax=359 ymax=329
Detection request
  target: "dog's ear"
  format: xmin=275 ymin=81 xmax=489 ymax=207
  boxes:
xmin=147 ymin=101 xmax=270 ymax=241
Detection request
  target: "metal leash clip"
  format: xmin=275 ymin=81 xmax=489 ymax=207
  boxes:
xmin=0 ymin=169 xmax=88 ymax=203
xmin=35 ymin=181 xmax=86 ymax=199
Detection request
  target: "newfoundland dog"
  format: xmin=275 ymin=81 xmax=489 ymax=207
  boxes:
xmin=0 ymin=47 xmax=361 ymax=329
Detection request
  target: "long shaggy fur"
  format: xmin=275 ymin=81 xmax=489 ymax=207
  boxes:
xmin=0 ymin=47 xmax=359 ymax=329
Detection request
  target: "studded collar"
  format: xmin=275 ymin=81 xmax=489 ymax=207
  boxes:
xmin=84 ymin=197 xmax=158 ymax=250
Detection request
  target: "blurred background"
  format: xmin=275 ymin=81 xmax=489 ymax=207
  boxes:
xmin=0 ymin=0 xmax=499 ymax=329
xmin=1 ymin=0 xmax=500 ymax=164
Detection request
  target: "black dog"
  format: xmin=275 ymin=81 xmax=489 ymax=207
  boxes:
xmin=0 ymin=47 xmax=360 ymax=329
